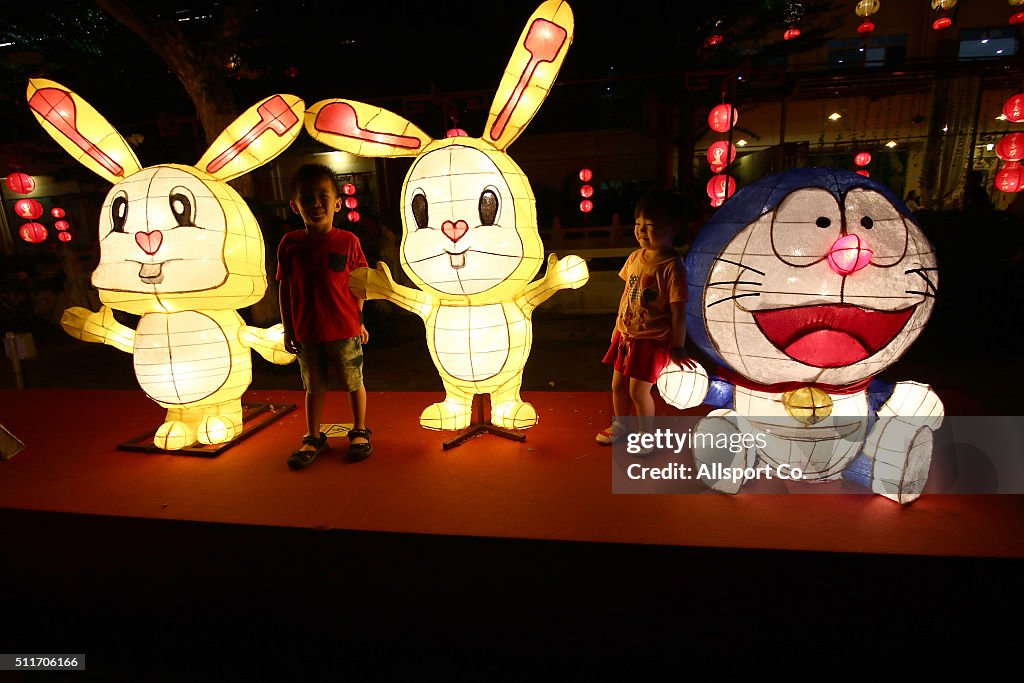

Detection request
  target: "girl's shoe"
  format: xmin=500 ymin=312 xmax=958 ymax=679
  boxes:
xmin=595 ymin=421 xmax=627 ymax=446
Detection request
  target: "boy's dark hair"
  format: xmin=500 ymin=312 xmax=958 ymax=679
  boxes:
xmin=634 ymin=189 xmax=686 ymax=231
xmin=290 ymin=163 xmax=339 ymax=197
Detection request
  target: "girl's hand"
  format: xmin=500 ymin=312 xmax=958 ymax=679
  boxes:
xmin=671 ymin=347 xmax=698 ymax=370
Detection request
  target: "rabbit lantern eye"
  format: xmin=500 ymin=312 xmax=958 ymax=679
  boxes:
xmin=479 ymin=188 xmax=499 ymax=226
xmin=169 ymin=186 xmax=197 ymax=227
xmin=412 ymin=192 xmax=429 ymax=230
xmin=111 ymin=193 xmax=128 ymax=233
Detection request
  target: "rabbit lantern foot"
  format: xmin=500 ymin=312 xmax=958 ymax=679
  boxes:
xmin=310 ymin=1 xmax=588 ymax=431
xmin=29 ymin=79 xmax=302 ymax=449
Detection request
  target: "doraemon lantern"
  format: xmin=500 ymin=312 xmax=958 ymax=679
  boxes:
xmin=662 ymin=168 xmax=943 ymax=504
xmin=28 ymin=79 xmax=301 ymax=450
xmin=304 ymin=0 xmax=589 ymax=432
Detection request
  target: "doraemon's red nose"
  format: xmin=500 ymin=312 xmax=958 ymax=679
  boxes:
xmin=827 ymin=234 xmax=872 ymax=275
xmin=442 ymin=219 xmax=469 ymax=243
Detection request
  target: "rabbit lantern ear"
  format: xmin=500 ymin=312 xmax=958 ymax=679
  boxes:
xmin=27 ymin=78 xmax=143 ymax=184
xmin=485 ymin=0 xmax=574 ymax=150
xmin=304 ymin=99 xmax=434 ymax=158
xmin=196 ymin=94 xmax=305 ymax=181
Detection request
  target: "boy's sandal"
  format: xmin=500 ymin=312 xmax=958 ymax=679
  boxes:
xmin=595 ymin=420 xmax=627 ymax=446
xmin=288 ymin=432 xmax=328 ymax=470
xmin=347 ymin=427 xmax=373 ymax=462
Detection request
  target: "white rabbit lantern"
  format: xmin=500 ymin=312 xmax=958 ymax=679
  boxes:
xmin=28 ymin=79 xmax=301 ymax=450
xmin=305 ymin=0 xmax=589 ymax=432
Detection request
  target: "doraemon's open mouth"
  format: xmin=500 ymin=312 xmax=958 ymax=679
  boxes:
xmin=752 ymin=304 xmax=915 ymax=368
xmin=139 ymin=262 xmax=164 ymax=284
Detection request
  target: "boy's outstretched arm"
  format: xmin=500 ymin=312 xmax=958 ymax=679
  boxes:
xmin=517 ymin=253 xmax=590 ymax=312
xmin=349 ymin=263 xmax=433 ymax=319
xmin=61 ymin=305 xmax=135 ymax=354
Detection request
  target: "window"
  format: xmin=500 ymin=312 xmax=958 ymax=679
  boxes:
xmin=828 ymin=35 xmax=906 ymax=69
xmin=959 ymin=28 xmax=1017 ymax=60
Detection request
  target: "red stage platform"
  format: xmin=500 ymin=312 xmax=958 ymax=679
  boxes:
xmin=1 ymin=389 xmax=1021 ymax=558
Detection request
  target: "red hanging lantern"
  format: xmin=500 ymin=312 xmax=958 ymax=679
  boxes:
xmin=710 ymin=197 xmax=724 ymax=208
xmin=704 ymin=34 xmax=724 ymax=47
xmin=55 ymin=220 xmax=70 ymax=231
xmin=708 ymin=104 xmax=738 ymax=133
xmin=854 ymin=152 xmax=872 ymax=167
xmin=1012 ymin=13 xmax=1024 ymax=25
xmin=342 ymin=183 xmax=356 ymax=196
xmin=996 ymin=164 xmax=1024 ymax=192
xmin=580 ymin=199 xmax=594 ymax=213
xmin=856 ymin=170 xmax=871 ymax=178
xmin=857 ymin=21 xmax=876 ymax=35
xmin=1003 ymin=94 xmax=1024 ymax=123
xmin=344 ymin=197 xmax=358 ymax=209
xmin=996 ymin=133 xmax=1024 ymax=161
xmin=5 ymin=172 xmax=35 ymax=194
xmin=19 ymin=222 xmax=47 ymax=243
xmin=58 ymin=231 xmax=73 ymax=243
xmin=707 ymin=141 xmax=737 ymax=172
xmin=580 ymin=184 xmax=594 ymax=198
xmin=932 ymin=17 xmax=952 ymax=30
xmin=14 ymin=198 xmax=43 ymax=219
xmin=579 ymin=168 xmax=593 ymax=182
xmin=347 ymin=210 xmax=360 ymax=223
xmin=51 ymin=207 xmax=66 ymax=218
xmin=706 ymin=174 xmax=736 ymax=203
xmin=784 ymin=27 xmax=801 ymax=41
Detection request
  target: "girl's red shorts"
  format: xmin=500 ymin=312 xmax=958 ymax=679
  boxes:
xmin=601 ymin=331 xmax=671 ymax=385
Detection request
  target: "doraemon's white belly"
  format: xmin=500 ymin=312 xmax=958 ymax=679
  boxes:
xmin=134 ymin=311 xmax=231 ymax=404
xmin=738 ymin=387 xmax=868 ymax=479
xmin=433 ymin=304 xmax=510 ymax=382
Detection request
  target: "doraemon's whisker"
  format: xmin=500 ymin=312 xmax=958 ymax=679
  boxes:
xmin=714 ymin=257 xmax=766 ymax=276
xmin=906 ymin=268 xmax=938 ymax=294
xmin=906 ymin=290 xmax=936 ymax=298
xmin=707 ymin=292 xmax=760 ymax=308
xmin=707 ymin=280 xmax=762 ymax=287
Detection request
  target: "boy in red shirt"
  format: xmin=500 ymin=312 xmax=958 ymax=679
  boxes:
xmin=278 ymin=164 xmax=372 ymax=468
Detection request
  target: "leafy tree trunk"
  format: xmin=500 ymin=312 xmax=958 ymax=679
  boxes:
xmin=93 ymin=0 xmax=254 ymax=196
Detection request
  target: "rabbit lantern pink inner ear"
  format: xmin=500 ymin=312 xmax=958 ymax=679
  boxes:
xmin=196 ymin=94 xmax=305 ymax=181
xmin=26 ymin=78 xmax=142 ymax=184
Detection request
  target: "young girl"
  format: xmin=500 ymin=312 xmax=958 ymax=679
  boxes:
xmin=596 ymin=190 xmax=699 ymax=447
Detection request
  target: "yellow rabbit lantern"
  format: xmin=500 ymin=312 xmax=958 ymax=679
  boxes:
xmin=306 ymin=0 xmax=588 ymax=432
xmin=28 ymin=79 xmax=301 ymax=450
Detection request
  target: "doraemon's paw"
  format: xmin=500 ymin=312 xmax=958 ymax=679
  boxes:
xmin=197 ymin=415 xmax=240 ymax=445
xmin=866 ymin=421 xmax=934 ymax=505
xmin=419 ymin=400 xmax=472 ymax=431
xmin=545 ymin=253 xmax=590 ymax=290
xmin=692 ymin=409 xmax=757 ymax=494
xmin=154 ymin=420 xmax=197 ymax=451
xmin=491 ymin=400 xmax=539 ymax=430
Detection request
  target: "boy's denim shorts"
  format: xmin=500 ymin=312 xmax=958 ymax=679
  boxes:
xmin=296 ymin=338 xmax=363 ymax=393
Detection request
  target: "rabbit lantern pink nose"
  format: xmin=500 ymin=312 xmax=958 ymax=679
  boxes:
xmin=827 ymin=233 xmax=872 ymax=275
xmin=442 ymin=219 xmax=469 ymax=243
xmin=135 ymin=230 xmax=163 ymax=255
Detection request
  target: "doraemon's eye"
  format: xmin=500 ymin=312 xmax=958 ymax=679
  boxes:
xmin=169 ymin=186 xmax=196 ymax=227
xmin=479 ymin=188 xmax=499 ymax=226
xmin=770 ymin=188 xmax=841 ymax=267
xmin=110 ymin=193 xmax=128 ymax=234
xmin=412 ymin=191 xmax=428 ymax=230
xmin=844 ymin=188 xmax=907 ymax=266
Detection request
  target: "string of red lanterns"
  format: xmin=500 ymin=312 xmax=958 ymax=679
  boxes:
xmin=995 ymin=95 xmax=1024 ymax=193
xmin=930 ymin=0 xmax=957 ymax=31
xmin=341 ymin=181 xmax=360 ymax=223
xmin=855 ymin=0 xmax=880 ymax=36
xmin=578 ymin=167 xmax=594 ymax=213
xmin=706 ymin=104 xmax=739 ymax=206
xmin=5 ymin=172 xmax=35 ymax=194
